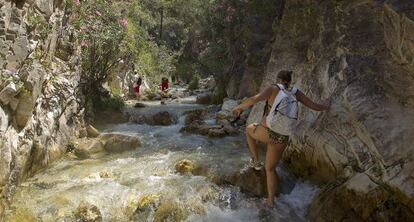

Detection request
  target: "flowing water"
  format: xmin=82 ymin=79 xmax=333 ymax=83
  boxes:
xmin=5 ymin=98 xmax=318 ymax=222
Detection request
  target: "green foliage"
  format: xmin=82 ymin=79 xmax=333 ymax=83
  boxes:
xmin=188 ymin=74 xmax=200 ymax=90
xmin=94 ymin=95 xmax=125 ymax=111
xmin=27 ymin=10 xmax=50 ymax=39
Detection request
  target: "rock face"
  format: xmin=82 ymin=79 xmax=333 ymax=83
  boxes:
xmin=246 ymin=0 xmax=414 ymax=220
xmin=0 ymin=0 xmax=84 ymax=218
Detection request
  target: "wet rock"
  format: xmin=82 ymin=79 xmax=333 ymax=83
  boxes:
xmin=152 ymin=111 xmax=177 ymax=126
xmin=99 ymin=133 xmax=140 ymax=153
xmin=180 ymin=123 xmax=232 ymax=138
xmin=175 ymin=159 xmax=194 ymax=174
xmin=207 ymin=128 xmax=227 ymax=137
xmin=134 ymin=102 xmax=146 ymax=108
xmin=75 ymin=201 xmax=102 ymax=222
xmin=224 ymin=168 xmax=269 ymax=197
xmin=86 ymin=125 xmax=100 ymax=138
xmin=216 ymin=99 xmax=239 ymax=121
xmin=154 ymin=201 xmax=188 ymax=222
xmin=183 ymin=109 xmax=206 ymax=125
xmin=99 ymin=170 xmax=111 ymax=178
xmin=129 ymin=193 xmax=161 ymax=220
xmin=196 ymin=92 xmax=213 ymax=104
xmin=309 ymin=173 xmax=394 ymax=221
xmin=73 ymin=139 xmax=104 ymax=159
xmin=137 ymin=194 xmax=161 ymax=211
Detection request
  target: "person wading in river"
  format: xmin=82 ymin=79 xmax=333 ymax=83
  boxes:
xmin=232 ymin=70 xmax=329 ymax=207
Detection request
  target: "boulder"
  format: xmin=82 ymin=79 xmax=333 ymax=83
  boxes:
xmin=99 ymin=133 xmax=140 ymax=153
xmin=207 ymin=128 xmax=227 ymax=137
xmin=216 ymin=99 xmax=239 ymax=121
xmin=74 ymin=139 xmax=104 ymax=159
xmin=224 ymin=168 xmax=269 ymax=197
xmin=86 ymin=125 xmax=100 ymax=138
xmin=75 ymin=201 xmax=102 ymax=222
xmin=175 ymin=159 xmax=194 ymax=174
xmin=196 ymin=92 xmax=213 ymax=104
xmin=134 ymin=102 xmax=147 ymax=108
xmin=183 ymin=109 xmax=206 ymax=125
xmin=180 ymin=123 xmax=231 ymax=138
xmin=152 ymin=111 xmax=177 ymax=126
xmin=154 ymin=201 xmax=188 ymax=222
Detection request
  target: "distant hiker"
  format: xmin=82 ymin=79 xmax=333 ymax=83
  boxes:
xmin=232 ymin=70 xmax=329 ymax=207
xmin=133 ymin=74 xmax=142 ymax=100
xmin=161 ymin=77 xmax=169 ymax=92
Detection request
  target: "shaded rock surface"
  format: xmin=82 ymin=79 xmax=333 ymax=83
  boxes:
xmin=245 ymin=0 xmax=414 ymax=220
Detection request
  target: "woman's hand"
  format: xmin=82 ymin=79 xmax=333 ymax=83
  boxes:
xmin=232 ymin=107 xmax=242 ymax=117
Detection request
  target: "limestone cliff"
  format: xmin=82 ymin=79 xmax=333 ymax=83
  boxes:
xmin=0 ymin=0 xmax=84 ymax=218
xmin=247 ymin=0 xmax=414 ymax=220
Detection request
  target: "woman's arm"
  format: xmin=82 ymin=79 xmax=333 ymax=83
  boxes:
xmin=232 ymin=86 xmax=276 ymax=116
xmin=296 ymin=90 xmax=329 ymax=111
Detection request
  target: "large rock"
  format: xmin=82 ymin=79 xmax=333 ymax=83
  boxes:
xmin=196 ymin=92 xmax=213 ymax=104
xmin=154 ymin=201 xmax=188 ymax=222
xmin=216 ymin=99 xmax=239 ymax=121
xmin=0 ymin=82 xmax=20 ymax=105
xmin=86 ymin=125 xmax=100 ymax=138
xmin=183 ymin=109 xmax=206 ymax=125
xmin=73 ymin=138 xmax=104 ymax=159
xmin=175 ymin=159 xmax=194 ymax=174
xmin=99 ymin=133 xmax=140 ymax=153
xmin=75 ymin=201 xmax=102 ymax=222
xmin=224 ymin=168 xmax=269 ymax=197
xmin=152 ymin=111 xmax=177 ymax=126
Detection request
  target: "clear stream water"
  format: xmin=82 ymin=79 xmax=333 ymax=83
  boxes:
xmin=5 ymin=99 xmax=318 ymax=222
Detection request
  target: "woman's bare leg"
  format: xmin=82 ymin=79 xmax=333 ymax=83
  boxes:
xmin=246 ymin=123 xmax=270 ymax=162
xmin=265 ymin=143 xmax=285 ymax=206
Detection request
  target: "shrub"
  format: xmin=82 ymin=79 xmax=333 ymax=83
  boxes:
xmin=94 ymin=95 xmax=125 ymax=111
xmin=188 ymin=74 xmax=200 ymax=90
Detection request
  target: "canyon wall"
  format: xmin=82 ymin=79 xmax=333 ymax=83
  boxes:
xmin=247 ymin=0 xmax=414 ymax=220
xmin=0 ymin=0 xmax=84 ymax=218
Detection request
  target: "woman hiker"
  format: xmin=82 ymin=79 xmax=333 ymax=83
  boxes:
xmin=133 ymin=74 xmax=142 ymax=100
xmin=232 ymin=70 xmax=330 ymax=207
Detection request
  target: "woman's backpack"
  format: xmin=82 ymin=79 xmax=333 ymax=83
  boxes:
xmin=266 ymin=84 xmax=299 ymax=136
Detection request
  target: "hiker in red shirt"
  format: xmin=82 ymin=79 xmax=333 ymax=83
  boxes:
xmin=133 ymin=76 xmax=142 ymax=100
xmin=161 ymin=77 xmax=169 ymax=92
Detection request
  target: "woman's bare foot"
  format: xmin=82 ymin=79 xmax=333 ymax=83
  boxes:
xmin=265 ymin=199 xmax=274 ymax=208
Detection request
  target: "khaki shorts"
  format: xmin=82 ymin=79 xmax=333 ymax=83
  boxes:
xmin=254 ymin=123 xmax=290 ymax=146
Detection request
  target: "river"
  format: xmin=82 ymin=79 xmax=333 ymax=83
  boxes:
xmin=5 ymin=98 xmax=318 ymax=222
